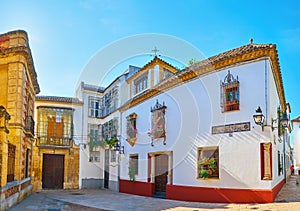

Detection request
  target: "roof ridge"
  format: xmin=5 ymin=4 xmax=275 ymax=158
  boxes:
xmin=36 ymin=95 xmax=83 ymax=104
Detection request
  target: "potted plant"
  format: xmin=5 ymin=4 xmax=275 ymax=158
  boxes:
xmin=128 ymin=164 xmax=136 ymax=182
xmin=198 ymin=157 xmax=216 ymax=179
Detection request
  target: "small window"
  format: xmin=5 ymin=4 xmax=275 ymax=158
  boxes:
xmin=134 ymin=73 xmax=148 ymax=94
xmin=111 ymin=150 xmax=117 ymax=162
xmin=7 ymin=143 xmax=16 ymax=182
xmin=221 ymin=71 xmax=239 ymax=112
xmin=89 ymin=151 xmax=100 ymax=162
xmin=278 ymin=151 xmax=282 ymax=176
xmin=129 ymin=154 xmax=138 ymax=175
xmin=163 ymin=68 xmax=174 ymax=80
xmin=198 ymin=147 xmax=219 ymax=179
xmin=88 ymin=124 xmax=100 ymax=151
xmin=25 ymin=149 xmax=30 ymax=178
xmin=88 ymin=96 xmax=103 ymax=118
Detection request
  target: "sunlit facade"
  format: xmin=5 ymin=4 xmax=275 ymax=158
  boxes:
xmin=77 ymin=44 xmax=291 ymax=203
xmin=32 ymin=96 xmax=82 ymax=190
xmin=0 ymin=30 xmax=40 ymax=210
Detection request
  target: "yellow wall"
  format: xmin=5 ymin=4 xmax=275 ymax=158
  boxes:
xmin=32 ymin=142 xmax=80 ymax=190
xmin=0 ymin=64 xmax=8 ymax=107
xmin=32 ymin=100 xmax=80 ymax=190
xmin=0 ymin=30 xmax=39 ymax=210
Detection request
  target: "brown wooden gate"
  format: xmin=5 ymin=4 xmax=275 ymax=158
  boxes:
xmin=154 ymin=154 xmax=168 ymax=194
xmin=42 ymin=154 xmax=64 ymax=189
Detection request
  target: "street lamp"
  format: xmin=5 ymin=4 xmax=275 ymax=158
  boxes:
xmin=114 ymin=141 xmax=124 ymax=154
xmin=253 ymin=107 xmax=289 ymax=131
xmin=253 ymin=106 xmax=290 ymax=183
xmin=280 ymin=112 xmax=289 ymax=128
xmin=253 ymin=106 xmax=265 ymax=130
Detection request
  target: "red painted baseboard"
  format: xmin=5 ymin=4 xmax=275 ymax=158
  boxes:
xmin=166 ymin=180 xmax=285 ymax=203
xmin=119 ymin=179 xmax=285 ymax=203
xmin=119 ymin=179 xmax=154 ymax=197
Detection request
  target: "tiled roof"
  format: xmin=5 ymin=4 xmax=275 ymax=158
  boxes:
xmin=186 ymin=43 xmax=275 ymax=72
xmin=36 ymin=96 xmax=83 ymax=104
xmin=126 ymin=56 xmax=179 ymax=81
xmin=81 ymin=82 xmax=105 ymax=93
xmin=121 ymin=42 xmax=287 ymax=111
xmin=125 ymin=65 xmax=141 ymax=80
xmin=0 ymin=30 xmax=40 ymax=94
xmin=292 ymin=116 xmax=300 ymax=123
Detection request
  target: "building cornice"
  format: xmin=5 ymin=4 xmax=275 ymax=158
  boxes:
xmin=292 ymin=116 xmax=300 ymax=123
xmin=0 ymin=30 xmax=40 ymax=94
xmin=120 ymin=43 xmax=286 ymax=111
xmin=36 ymin=96 xmax=83 ymax=105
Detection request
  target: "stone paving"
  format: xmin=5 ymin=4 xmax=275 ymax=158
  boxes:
xmin=9 ymin=175 xmax=300 ymax=211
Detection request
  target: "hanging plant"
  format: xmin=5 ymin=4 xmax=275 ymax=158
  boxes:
xmin=105 ymin=136 xmax=119 ymax=149
xmin=198 ymin=157 xmax=216 ymax=179
xmin=277 ymin=108 xmax=285 ymax=137
xmin=88 ymin=139 xmax=106 ymax=151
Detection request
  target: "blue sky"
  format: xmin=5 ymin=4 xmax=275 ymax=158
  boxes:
xmin=1 ymin=0 xmax=300 ymax=121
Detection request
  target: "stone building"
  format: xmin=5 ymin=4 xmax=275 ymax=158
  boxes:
xmin=32 ymin=96 xmax=82 ymax=190
xmin=0 ymin=30 xmax=40 ymax=210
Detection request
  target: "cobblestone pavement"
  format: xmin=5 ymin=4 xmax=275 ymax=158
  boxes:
xmin=10 ymin=175 xmax=300 ymax=211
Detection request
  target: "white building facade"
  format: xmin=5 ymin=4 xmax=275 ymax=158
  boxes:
xmin=77 ymin=44 xmax=291 ymax=203
xmin=292 ymin=116 xmax=300 ymax=175
xmin=76 ymin=81 xmax=120 ymax=190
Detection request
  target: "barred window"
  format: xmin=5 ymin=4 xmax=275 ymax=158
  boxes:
xmin=129 ymin=154 xmax=139 ymax=175
xmin=37 ymin=107 xmax=73 ymax=146
xmin=198 ymin=147 xmax=219 ymax=179
xmin=111 ymin=150 xmax=117 ymax=162
xmin=134 ymin=73 xmax=148 ymax=94
xmin=89 ymin=151 xmax=100 ymax=162
xmin=7 ymin=143 xmax=16 ymax=182
xmin=221 ymin=71 xmax=239 ymax=112
xmin=88 ymin=96 xmax=103 ymax=118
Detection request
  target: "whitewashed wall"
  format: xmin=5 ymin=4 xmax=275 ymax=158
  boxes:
xmin=78 ymin=89 xmax=103 ymax=188
xmin=267 ymin=59 xmax=286 ymax=186
xmin=120 ymin=59 xmax=281 ymax=190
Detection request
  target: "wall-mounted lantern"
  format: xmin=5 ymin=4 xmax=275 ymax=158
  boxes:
xmin=253 ymin=106 xmax=265 ymax=130
xmin=253 ymin=106 xmax=289 ymax=131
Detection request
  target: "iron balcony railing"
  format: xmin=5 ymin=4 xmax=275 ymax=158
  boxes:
xmin=37 ymin=136 xmax=72 ymax=147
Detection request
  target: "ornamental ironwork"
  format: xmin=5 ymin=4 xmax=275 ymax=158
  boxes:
xmin=220 ymin=70 xmax=240 ymax=112
xmin=148 ymin=100 xmax=167 ymax=146
xmin=126 ymin=113 xmax=138 ymax=147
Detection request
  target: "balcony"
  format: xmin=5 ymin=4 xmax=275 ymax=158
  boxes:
xmin=37 ymin=136 xmax=72 ymax=148
xmin=25 ymin=116 xmax=34 ymax=135
xmin=225 ymin=100 xmax=239 ymax=112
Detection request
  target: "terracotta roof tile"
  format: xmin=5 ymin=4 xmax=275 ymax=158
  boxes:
xmin=36 ymin=96 xmax=83 ymax=104
xmin=121 ymin=42 xmax=286 ymax=111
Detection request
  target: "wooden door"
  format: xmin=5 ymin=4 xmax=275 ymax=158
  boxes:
xmin=42 ymin=154 xmax=64 ymax=189
xmin=104 ymin=149 xmax=109 ymax=189
xmin=154 ymin=154 xmax=168 ymax=193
